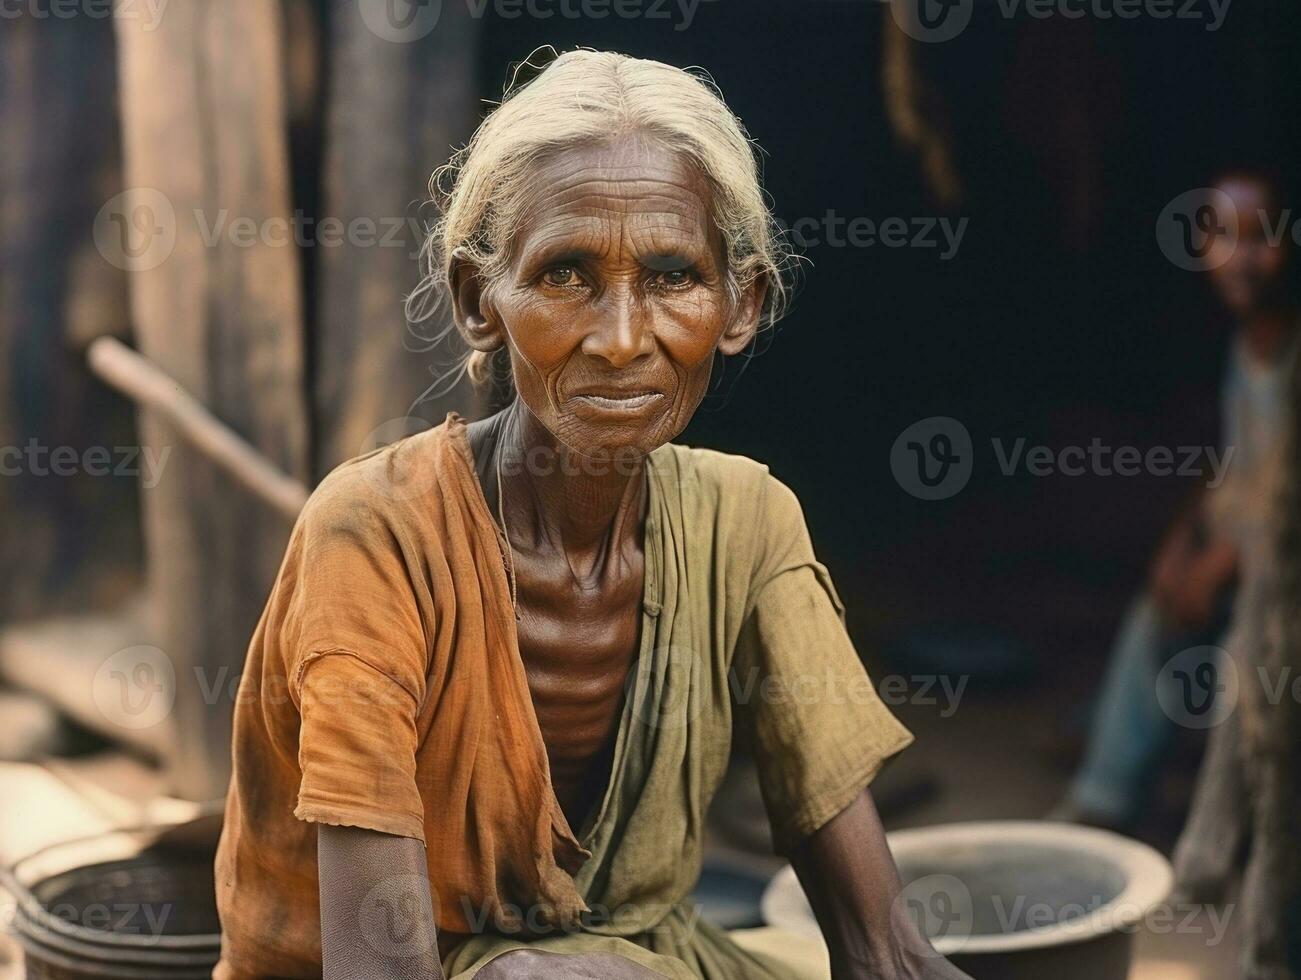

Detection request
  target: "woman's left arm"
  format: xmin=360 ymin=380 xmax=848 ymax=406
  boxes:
xmin=788 ymin=789 xmax=972 ymax=980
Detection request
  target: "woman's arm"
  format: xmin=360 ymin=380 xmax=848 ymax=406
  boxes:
xmin=788 ymin=790 xmax=972 ymax=980
xmin=318 ymin=824 xmax=444 ymax=980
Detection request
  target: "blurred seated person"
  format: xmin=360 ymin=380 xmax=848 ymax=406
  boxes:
xmin=1053 ymin=165 xmax=1298 ymax=830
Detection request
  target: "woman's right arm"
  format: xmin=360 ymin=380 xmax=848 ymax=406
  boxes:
xmin=318 ymin=824 xmax=444 ymax=980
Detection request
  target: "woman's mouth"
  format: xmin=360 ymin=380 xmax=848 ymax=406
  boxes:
xmin=571 ymin=390 xmax=665 ymax=414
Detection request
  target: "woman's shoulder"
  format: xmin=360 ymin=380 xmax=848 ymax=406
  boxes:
xmin=651 ymin=441 xmax=803 ymax=526
xmin=652 ymin=440 xmax=766 ymax=489
xmin=296 ymin=424 xmax=458 ymax=544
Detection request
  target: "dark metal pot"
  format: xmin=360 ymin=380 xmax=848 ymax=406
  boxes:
xmin=3 ymin=815 xmax=222 ymax=980
xmin=763 ymin=820 xmax=1173 ymax=980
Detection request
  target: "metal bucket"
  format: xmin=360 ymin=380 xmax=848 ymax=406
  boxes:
xmin=762 ymin=820 xmax=1173 ymax=980
xmin=3 ymin=816 xmax=222 ymax=980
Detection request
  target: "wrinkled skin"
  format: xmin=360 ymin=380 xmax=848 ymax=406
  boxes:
xmin=320 ymin=134 xmax=971 ymax=980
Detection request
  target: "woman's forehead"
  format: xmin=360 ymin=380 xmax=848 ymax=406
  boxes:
xmin=513 ymin=137 xmax=716 ymax=241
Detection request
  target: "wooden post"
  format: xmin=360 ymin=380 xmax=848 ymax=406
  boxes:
xmin=313 ymin=0 xmax=486 ymax=477
xmin=1174 ymin=352 xmax=1301 ymax=977
xmin=87 ymin=338 xmax=310 ymax=522
xmin=113 ymin=1 xmax=310 ymax=801
xmin=0 ymin=11 xmax=133 ymax=622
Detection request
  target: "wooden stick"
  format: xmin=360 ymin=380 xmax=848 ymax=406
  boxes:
xmin=87 ymin=337 xmax=309 ymax=521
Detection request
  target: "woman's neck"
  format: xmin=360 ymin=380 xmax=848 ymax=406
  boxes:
xmin=489 ymin=398 xmax=648 ymax=575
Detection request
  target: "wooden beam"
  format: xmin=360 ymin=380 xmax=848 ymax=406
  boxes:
xmin=114 ymin=0 xmax=310 ymax=801
xmin=88 ymin=338 xmax=308 ymax=522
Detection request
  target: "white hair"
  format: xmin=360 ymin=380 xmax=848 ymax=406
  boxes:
xmin=406 ymin=48 xmax=794 ymax=394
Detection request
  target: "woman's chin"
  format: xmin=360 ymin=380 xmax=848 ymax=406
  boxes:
xmin=548 ymin=416 xmax=674 ymax=467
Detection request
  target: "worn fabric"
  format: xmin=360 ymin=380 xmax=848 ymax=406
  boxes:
xmin=214 ymin=410 xmax=912 ymax=979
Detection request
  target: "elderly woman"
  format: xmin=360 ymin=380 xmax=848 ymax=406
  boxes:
xmin=214 ymin=50 xmax=969 ymax=980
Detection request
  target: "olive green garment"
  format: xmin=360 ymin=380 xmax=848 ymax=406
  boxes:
xmin=442 ymin=439 xmax=915 ymax=979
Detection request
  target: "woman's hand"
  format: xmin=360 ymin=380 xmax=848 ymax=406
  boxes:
xmin=788 ymin=789 xmax=974 ymax=980
xmin=318 ymin=824 xmax=444 ymax=980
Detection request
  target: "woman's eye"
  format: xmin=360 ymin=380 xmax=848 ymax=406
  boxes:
xmin=542 ymin=266 xmax=581 ymax=287
xmin=655 ymin=270 xmax=695 ymax=289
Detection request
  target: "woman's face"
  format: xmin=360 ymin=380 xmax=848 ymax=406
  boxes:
xmin=454 ymin=134 xmax=762 ymax=459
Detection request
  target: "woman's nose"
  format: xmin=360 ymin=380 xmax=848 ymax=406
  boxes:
xmin=580 ymin=287 xmax=655 ymax=368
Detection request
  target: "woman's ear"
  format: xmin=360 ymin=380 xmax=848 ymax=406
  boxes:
xmin=448 ymin=248 xmax=506 ymax=353
xmin=716 ymin=274 xmax=769 ymax=356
